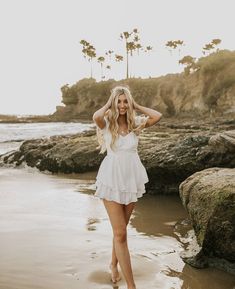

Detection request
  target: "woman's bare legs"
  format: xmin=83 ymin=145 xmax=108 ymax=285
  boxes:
xmin=111 ymin=202 xmax=135 ymax=270
xmin=109 ymin=202 xmax=135 ymax=283
xmin=103 ymin=199 xmax=136 ymax=289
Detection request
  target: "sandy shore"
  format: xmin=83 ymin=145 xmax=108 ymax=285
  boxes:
xmin=0 ymin=165 xmax=234 ymax=289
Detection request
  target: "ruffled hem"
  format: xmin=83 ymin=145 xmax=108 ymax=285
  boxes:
xmin=94 ymin=179 xmax=148 ymax=205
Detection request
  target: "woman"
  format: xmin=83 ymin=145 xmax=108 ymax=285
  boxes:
xmin=92 ymin=85 xmax=162 ymax=289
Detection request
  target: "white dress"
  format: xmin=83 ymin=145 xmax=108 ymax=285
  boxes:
xmin=94 ymin=115 xmax=149 ymax=205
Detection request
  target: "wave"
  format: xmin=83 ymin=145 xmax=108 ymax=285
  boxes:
xmin=0 ymin=139 xmax=25 ymax=143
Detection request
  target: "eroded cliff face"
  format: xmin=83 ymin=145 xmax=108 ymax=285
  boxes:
xmin=52 ymin=50 xmax=235 ymax=120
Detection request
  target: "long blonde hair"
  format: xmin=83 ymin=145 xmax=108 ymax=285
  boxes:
xmin=95 ymin=85 xmax=147 ymax=154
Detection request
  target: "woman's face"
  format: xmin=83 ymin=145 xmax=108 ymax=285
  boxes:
xmin=117 ymin=93 xmax=128 ymax=115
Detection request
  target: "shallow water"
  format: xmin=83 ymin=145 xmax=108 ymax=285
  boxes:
xmin=0 ymin=121 xmax=94 ymax=154
xmin=0 ymin=165 xmax=234 ymax=289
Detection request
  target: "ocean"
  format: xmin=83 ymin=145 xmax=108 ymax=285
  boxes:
xmin=0 ymin=121 xmax=95 ymax=155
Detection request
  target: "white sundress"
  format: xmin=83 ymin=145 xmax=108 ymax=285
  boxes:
xmin=94 ymin=115 xmax=149 ymax=205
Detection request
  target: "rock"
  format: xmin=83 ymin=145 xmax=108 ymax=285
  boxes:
xmin=142 ymin=129 xmax=235 ymax=194
xmin=0 ymin=124 xmax=235 ymax=195
xmin=179 ymin=167 xmax=235 ymax=274
xmin=0 ymin=130 xmax=106 ymax=173
xmin=209 ymin=130 xmax=235 ymax=153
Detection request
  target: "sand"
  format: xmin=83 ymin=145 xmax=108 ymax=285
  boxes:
xmin=0 ymin=165 xmax=234 ymax=289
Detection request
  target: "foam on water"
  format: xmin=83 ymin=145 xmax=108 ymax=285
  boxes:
xmin=0 ymin=121 xmax=95 ymax=154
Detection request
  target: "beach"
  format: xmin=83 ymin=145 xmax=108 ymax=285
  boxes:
xmin=0 ymin=164 xmax=234 ymax=289
xmin=0 ymin=121 xmax=234 ymax=288
xmin=1 ymin=0 xmax=235 ymax=286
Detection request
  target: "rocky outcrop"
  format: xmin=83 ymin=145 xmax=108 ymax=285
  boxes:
xmin=143 ymin=128 xmax=235 ymax=194
xmin=52 ymin=50 xmax=235 ymax=120
xmin=3 ymin=51 xmax=234 ymax=124
xmin=209 ymin=130 xmax=235 ymax=153
xmin=179 ymin=167 xmax=235 ymax=275
xmin=1 ymin=116 xmax=234 ymax=195
xmin=0 ymin=130 xmax=104 ymax=173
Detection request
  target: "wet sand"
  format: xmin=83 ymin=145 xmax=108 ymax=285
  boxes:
xmin=0 ymin=166 xmax=234 ymax=289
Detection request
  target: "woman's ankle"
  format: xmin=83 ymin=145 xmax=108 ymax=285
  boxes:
xmin=127 ymin=282 xmax=136 ymax=289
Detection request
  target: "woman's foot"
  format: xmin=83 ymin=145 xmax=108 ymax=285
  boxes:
xmin=109 ymin=263 xmax=121 ymax=283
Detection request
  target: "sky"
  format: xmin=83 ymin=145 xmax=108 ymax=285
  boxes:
xmin=0 ymin=0 xmax=234 ymax=115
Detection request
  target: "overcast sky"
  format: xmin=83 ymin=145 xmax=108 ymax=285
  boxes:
xmin=0 ymin=0 xmax=234 ymax=115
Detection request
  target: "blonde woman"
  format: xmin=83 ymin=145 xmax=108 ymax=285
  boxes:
xmin=92 ymin=85 xmax=162 ymax=289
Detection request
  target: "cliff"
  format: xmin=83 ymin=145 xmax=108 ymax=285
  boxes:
xmin=52 ymin=49 xmax=235 ymax=120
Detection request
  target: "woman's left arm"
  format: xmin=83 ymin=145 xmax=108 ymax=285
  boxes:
xmin=133 ymin=101 xmax=163 ymax=128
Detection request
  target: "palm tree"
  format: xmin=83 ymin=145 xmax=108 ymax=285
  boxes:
xmin=211 ymin=38 xmax=221 ymax=49
xmin=202 ymin=43 xmax=214 ymax=56
xmin=165 ymin=40 xmax=184 ymax=56
xmin=202 ymin=39 xmax=221 ymax=55
xmin=165 ymin=40 xmax=175 ymax=56
xmin=104 ymin=50 xmax=114 ymax=79
xmin=97 ymin=56 xmax=105 ymax=80
xmin=144 ymin=46 xmax=153 ymax=53
xmin=80 ymin=39 xmax=96 ymax=78
xmin=105 ymin=65 xmax=111 ymax=79
xmin=119 ymin=31 xmax=132 ymax=79
xmin=119 ymin=28 xmax=150 ymax=79
xmin=114 ymin=54 xmax=124 ymax=76
xmin=105 ymin=50 xmax=114 ymax=62
xmin=135 ymin=43 xmax=142 ymax=55
xmin=130 ymin=29 xmax=143 ymax=77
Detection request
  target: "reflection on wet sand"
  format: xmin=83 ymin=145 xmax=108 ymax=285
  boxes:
xmin=0 ymin=167 xmax=234 ymax=289
xmin=131 ymin=194 xmax=189 ymax=237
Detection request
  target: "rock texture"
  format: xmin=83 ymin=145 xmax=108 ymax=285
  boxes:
xmin=1 ymin=116 xmax=235 ymax=196
xmin=0 ymin=130 xmax=103 ymax=173
xmin=179 ymin=167 xmax=235 ymax=274
xmin=209 ymin=130 xmax=235 ymax=153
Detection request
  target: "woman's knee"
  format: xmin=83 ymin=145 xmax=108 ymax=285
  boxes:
xmin=113 ymin=228 xmax=127 ymax=243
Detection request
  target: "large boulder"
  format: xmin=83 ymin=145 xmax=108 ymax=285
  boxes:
xmin=179 ymin=167 xmax=235 ymax=275
xmin=143 ymin=129 xmax=235 ymax=194
xmin=0 ymin=130 xmax=104 ymax=173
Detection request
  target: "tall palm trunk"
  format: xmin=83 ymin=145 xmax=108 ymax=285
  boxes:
xmin=126 ymin=40 xmax=129 ymax=79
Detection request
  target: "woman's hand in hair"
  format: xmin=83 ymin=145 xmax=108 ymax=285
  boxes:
xmin=133 ymin=99 xmax=140 ymax=111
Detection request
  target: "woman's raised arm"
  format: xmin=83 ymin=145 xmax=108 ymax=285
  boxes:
xmin=133 ymin=99 xmax=162 ymax=128
xmin=92 ymin=95 xmax=112 ymax=130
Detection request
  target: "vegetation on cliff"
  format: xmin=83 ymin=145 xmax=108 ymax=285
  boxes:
xmin=54 ymin=50 xmax=235 ymax=120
